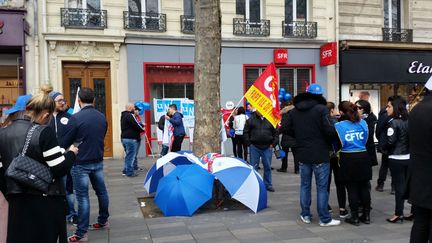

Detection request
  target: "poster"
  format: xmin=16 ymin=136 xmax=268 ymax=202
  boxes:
xmin=153 ymin=98 xmax=195 ymax=128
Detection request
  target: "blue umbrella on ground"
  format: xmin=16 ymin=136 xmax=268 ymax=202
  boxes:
xmin=154 ymin=164 xmax=214 ymax=217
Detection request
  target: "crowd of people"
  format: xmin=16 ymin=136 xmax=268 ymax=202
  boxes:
xmin=1 ymin=81 xmax=432 ymax=242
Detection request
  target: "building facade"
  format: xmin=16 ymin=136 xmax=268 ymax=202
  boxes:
xmin=338 ymin=0 xmax=432 ymax=114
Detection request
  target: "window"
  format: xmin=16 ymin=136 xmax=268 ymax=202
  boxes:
xmin=236 ymin=0 xmax=261 ymax=22
xmin=384 ymin=0 xmax=402 ymax=29
xmin=245 ymin=67 xmax=312 ymax=96
xmin=184 ymin=0 xmax=194 ymax=16
xmin=67 ymin=0 xmax=100 ymax=9
xmin=128 ymin=0 xmax=159 ymax=13
xmin=285 ymin=0 xmax=308 ymax=21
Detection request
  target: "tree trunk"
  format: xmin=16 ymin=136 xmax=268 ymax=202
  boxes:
xmin=193 ymin=0 xmax=222 ymax=156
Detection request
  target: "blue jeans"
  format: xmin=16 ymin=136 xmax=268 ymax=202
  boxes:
xmin=122 ymin=139 xmax=139 ymax=176
xmin=71 ymin=162 xmax=110 ymax=237
xmin=62 ymin=175 xmax=77 ymax=220
xmin=133 ymin=140 xmax=141 ymax=170
xmin=250 ymin=145 xmax=273 ymax=188
xmin=300 ymin=162 xmax=331 ymax=224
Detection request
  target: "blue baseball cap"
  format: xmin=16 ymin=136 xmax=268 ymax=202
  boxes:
xmin=5 ymin=94 xmax=32 ymax=115
xmin=307 ymin=84 xmax=323 ymax=95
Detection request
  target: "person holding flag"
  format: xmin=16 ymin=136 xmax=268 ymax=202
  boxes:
xmin=244 ymin=63 xmax=280 ymax=192
xmin=285 ymin=83 xmax=341 ymax=227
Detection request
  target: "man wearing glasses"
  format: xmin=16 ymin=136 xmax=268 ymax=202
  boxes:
xmin=48 ymin=91 xmax=78 ymax=225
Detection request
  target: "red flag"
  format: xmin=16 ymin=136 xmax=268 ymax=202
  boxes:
xmin=245 ymin=63 xmax=281 ymax=127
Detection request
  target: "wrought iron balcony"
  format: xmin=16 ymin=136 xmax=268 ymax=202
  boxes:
xmin=61 ymin=8 xmax=107 ymax=29
xmin=180 ymin=15 xmax=195 ymax=34
xmin=382 ymin=28 xmax=413 ymax=42
xmin=283 ymin=21 xmax=317 ymax=38
xmin=123 ymin=11 xmax=166 ymax=32
xmin=233 ymin=18 xmax=270 ymax=37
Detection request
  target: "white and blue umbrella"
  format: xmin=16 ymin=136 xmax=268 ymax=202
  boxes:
xmin=208 ymin=157 xmax=268 ymax=213
xmin=144 ymin=151 xmax=202 ymax=194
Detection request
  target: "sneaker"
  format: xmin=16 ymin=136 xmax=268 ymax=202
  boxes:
xmin=319 ymin=219 xmax=341 ymax=227
xmin=89 ymin=222 xmax=109 ymax=230
xmin=276 ymin=168 xmax=287 ymax=173
xmin=135 ymin=167 xmax=144 ymax=171
xmin=68 ymin=233 xmax=88 ymax=242
xmin=375 ymin=184 xmax=384 ymax=192
xmin=339 ymin=209 xmax=349 ymax=219
xmin=300 ymin=215 xmax=311 ymax=224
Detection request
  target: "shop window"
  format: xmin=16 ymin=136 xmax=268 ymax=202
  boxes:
xmin=183 ymin=0 xmax=194 ymax=16
xmin=384 ymin=0 xmax=402 ymax=29
xmin=245 ymin=67 xmax=311 ymax=96
xmin=285 ymin=0 xmax=308 ymax=21
xmin=236 ymin=0 xmax=261 ymax=22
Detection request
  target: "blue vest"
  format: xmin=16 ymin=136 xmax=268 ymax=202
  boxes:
xmin=335 ymin=119 xmax=368 ymax=152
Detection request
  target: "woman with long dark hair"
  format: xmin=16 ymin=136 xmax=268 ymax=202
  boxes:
xmin=0 ymin=86 xmax=78 ymax=243
xmin=383 ymin=96 xmax=412 ymax=223
xmin=335 ymin=101 xmax=372 ymax=226
xmin=355 ymin=100 xmax=378 ymax=167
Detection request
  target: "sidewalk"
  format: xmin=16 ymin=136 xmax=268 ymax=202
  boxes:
xmin=69 ymin=156 xmax=412 ymax=243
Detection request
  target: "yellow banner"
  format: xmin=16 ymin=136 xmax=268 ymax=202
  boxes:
xmin=245 ymin=85 xmax=281 ymax=128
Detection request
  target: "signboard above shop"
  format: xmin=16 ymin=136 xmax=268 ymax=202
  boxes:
xmin=273 ymin=49 xmax=288 ymax=64
xmin=340 ymin=49 xmax=432 ymax=84
xmin=320 ymin=42 xmax=337 ymax=66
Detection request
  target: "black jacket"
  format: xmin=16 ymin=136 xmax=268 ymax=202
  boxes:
xmin=244 ymin=113 xmax=279 ymax=149
xmin=279 ymin=106 xmax=297 ymax=148
xmin=284 ymin=93 xmax=336 ymax=164
xmin=158 ymin=115 xmax=165 ymax=131
xmin=121 ymin=111 xmax=144 ymax=140
xmin=409 ymin=95 xmax=432 ymax=209
xmin=375 ymin=108 xmax=391 ymax=152
xmin=48 ymin=110 xmax=72 ymax=146
xmin=0 ymin=117 xmax=75 ymax=196
xmin=364 ymin=113 xmax=378 ymax=166
xmin=62 ymin=106 xmax=107 ymax=164
xmin=383 ymin=118 xmax=409 ymax=156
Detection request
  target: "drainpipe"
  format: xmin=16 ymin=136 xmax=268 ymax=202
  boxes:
xmin=42 ymin=0 xmax=50 ymax=84
xmin=33 ymin=0 xmax=40 ymax=89
xmin=335 ymin=0 xmax=340 ymax=104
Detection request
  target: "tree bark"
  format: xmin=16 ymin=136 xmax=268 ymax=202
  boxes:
xmin=193 ymin=0 xmax=222 ymax=156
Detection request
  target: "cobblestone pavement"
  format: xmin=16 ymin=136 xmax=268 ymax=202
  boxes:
xmin=68 ymin=155 xmax=412 ymax=243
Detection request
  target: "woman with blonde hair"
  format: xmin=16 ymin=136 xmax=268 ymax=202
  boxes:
xmin=0 ymin=85 xmax=78 ymax=243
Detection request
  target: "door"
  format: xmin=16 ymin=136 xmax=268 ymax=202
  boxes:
xmin=62 ymin=62 xmax=113 ymax=157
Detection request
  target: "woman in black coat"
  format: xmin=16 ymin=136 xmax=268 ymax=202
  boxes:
xmin=409 ymin=90 xmax=432 ymax=242
xmin=355 ymin=100 xmax=378 ymax=167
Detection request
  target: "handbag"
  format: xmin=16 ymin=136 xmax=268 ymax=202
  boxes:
xmin=274 ymin=145 xmax=286 ymax=160
xmin=5 ymin=125 xmax=53 ymax=193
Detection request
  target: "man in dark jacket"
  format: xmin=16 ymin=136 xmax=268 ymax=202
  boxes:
xmin=375 ymin=107 xmax=393 ymax=193
xmin=244 ymin=111 xmax=279 ymax=192
xmin=285 ymin=84 xmax=340 ymax=227
xmin=120 ymin=103 xmax=144 ymax=177
xmin=48 ymin=90 xmax=78 ymax=225
xmin=277 ymin=103 xmax=298 ymax=173
xmin=62 ymin=88 xmax=110 ymax=242
xmin=409 ymin=89 xmax=432 ymax=242
xmin=165 ymin=104 xmax=186 ymax=152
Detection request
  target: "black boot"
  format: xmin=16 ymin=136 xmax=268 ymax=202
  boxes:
xmin=345 ymin=211 xmax=360 ymax=226
xmin=359 ymin=209 xmax=370 ymax=224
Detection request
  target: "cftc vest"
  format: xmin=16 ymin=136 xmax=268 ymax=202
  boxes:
xmin=335 ymin=119 xmax=368 ymax=152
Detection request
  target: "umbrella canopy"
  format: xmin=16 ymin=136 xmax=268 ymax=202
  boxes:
xmin=210 ymin=157 xmax=267 ymax=213
xmin=144 ymin=151 xmax=202 ymax=194
xmin=154 ymin=164 xmax=214 ymax=216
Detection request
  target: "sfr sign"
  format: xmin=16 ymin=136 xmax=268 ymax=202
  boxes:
xmin=274 ymin=49 xmax=288 ymax=64
xmin=320 ymin=42 xmax=337 ymax=66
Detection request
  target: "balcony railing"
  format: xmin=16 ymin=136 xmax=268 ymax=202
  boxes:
xmin=282 ymin=21 xmax=317 ymax=38
xmin=233 ymin=18 xmax=270 ymax=37
xmin=123 ymin=11 xmax=166 ymax=32
xmin=180 ymin=15 xmax=195 ymax=34
xmin=382 ymin=28 xmax=413 ymax=42
xmin=61 ymin=8 xmax=107 ymax=29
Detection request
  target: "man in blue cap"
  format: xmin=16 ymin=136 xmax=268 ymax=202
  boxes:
xmin=284 ymin=83 xmax=341 ymax=227
xmin=47 ymin=90 xmax=78 ymax=225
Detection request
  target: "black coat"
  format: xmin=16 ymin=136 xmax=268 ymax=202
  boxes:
xmin=244 ymin=113 xmax=279 ymax=150
xmin=285 ymin=93 xmax=336 ymax=164
xmin=121 ymin=111 xmax=144 ymax=140
xmin=279 ymin=107 xmax=297 ymax=148
xmin=364 ymin=113 xmax=378 ymax=166
xmin=409 ymin=95 xmax=432 ymax=209
xmin=375 ymin=108 xmax=391 ymax=152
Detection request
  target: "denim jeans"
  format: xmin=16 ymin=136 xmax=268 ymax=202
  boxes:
xmin=62 ymin=175 xmax=77 ymax=220
xmin=300 ymin=162 xmax=332 ymax=224
xmin=133 ymin=140 xmax=141 ymax=170
xmin=71 ymin=162 xmax=109 ymax=237
xmin=250 ymin=145 xmax=273 ymax=188
xmin=122 ymin=138 xmax=139 ymax=176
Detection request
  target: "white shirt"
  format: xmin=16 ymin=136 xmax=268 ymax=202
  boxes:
xmin=234 ymin=114 xmax=248 ymax=135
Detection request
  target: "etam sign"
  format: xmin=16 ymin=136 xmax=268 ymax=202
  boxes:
xmin=408 ymin=61 xmax=432 ymax=74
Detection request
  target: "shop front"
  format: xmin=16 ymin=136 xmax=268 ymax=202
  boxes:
xmin=0 ymin=10 xmax=28 ymax=121
xmin=126 ymin=44 xmax=328 ymax=156
xmin=340 ymin=46 xmax=432 ymax=114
